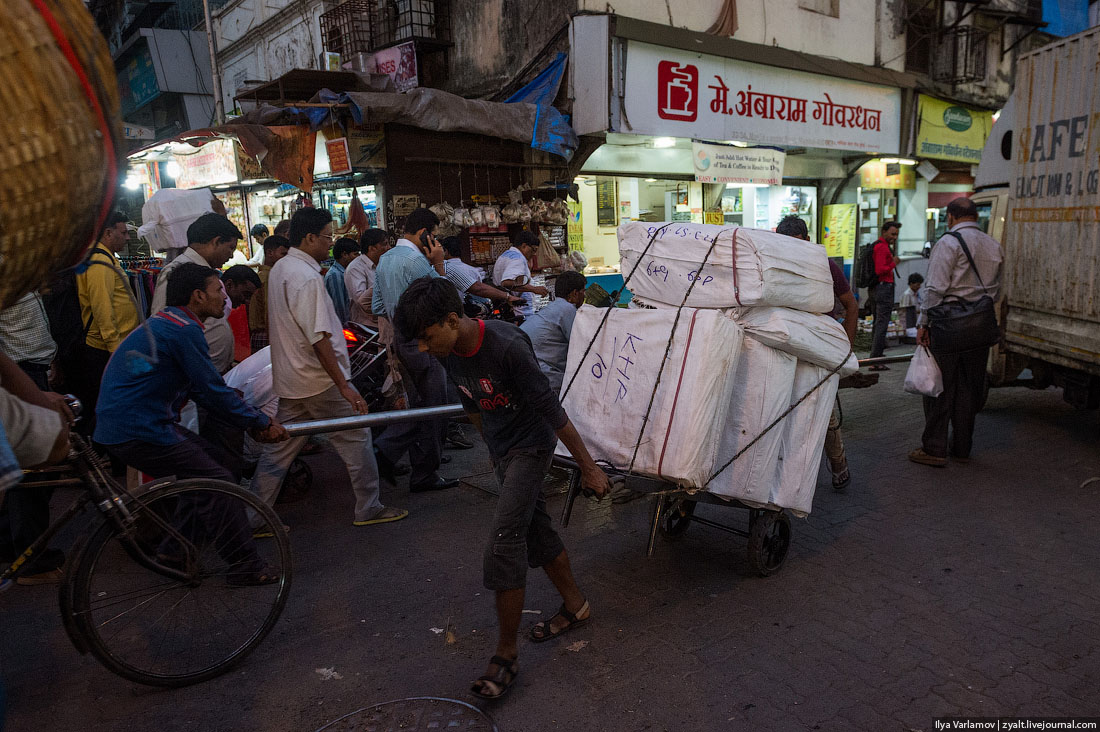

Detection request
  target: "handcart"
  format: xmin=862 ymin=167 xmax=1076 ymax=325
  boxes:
xmin=553 ymin=455 xmax=793 ymax=576
xmin=551 ymin=353 xmax=917 ymax=578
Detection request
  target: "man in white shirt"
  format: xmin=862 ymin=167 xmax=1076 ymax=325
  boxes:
xmin=251 ymin=208 xmax=406 ymax=526
xmin=150 ymin=213 xmax=239 ymax=373
xmin=345 ymin=228 xmax=392 ymax=326
xmin=492 ymin=230 xmax=549 ymax=319
xmin=442 ymin=237 xmax=519 ymax=308
xmin=910 ymin=197 xmax=1004 ymax=468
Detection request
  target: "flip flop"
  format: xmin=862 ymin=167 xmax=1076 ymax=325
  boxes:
xmin=226 ymin=564 xmax=281 ymax=586
xmin=869 ymin=365 xmax=890 ymax=371
xmin=529 ymin=600 xmax=590 ymax=643
xmin=471 ymin=655 xmax=518 ymax=700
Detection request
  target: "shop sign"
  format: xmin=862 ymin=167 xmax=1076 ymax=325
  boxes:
xmin=118 ymin=46 xmax=160 ymax=117
xmin=596 ymin=179 xmax=617 ymax=227
xmin=326 ymin=137 xmax=353 ymax=175
xmin=173 ymin=139 xmax=240 ymax=190
xmin=691 ymin=140 xmax=784 ymax=185
xmin=822 ymin=204 xmax=857 ymax=259
xmin=916 ymin=94 xmax=994 ymax=163
xmin=567 ymin=200 xmax=584 ymax=250
xmin=623 ymin=41 xmax=901 ymax=152
xmin=122 ymin=123 xmax=154 ymax=141
xmin=392 ymin=194 xmax=420 ymax=216
xmin=370 ymin=41 xmax=418 ymax=93
xmin=859 ymin=159 xmax=915 ymax=190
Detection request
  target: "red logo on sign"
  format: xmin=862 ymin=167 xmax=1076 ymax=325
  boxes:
xmin=479 ymin=379 xmax=494 ymax=394
xmin=657 ymin=61 xmax=698 ymax=122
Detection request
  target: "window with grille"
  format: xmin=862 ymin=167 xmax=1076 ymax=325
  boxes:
xmin=320 ymin=0 xmax=375 ymax=59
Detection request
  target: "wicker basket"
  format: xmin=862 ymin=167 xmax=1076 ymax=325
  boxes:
xmin=0 ymin=0 xmax=124 ymax=308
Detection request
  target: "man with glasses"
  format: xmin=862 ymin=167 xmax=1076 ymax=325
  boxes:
xmin=251 ymin=208 xmax=406 ymax=527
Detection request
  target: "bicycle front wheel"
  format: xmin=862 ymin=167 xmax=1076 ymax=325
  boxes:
xmin=67 ymin=479 xmax=292 ymax=687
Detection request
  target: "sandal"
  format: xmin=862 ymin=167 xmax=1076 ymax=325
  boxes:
xmin=529 ymin=600 xmax=590 ymax=643
xmin=226 ymin=564 xmax=281 ymax=586
xmin=868 ymin=364 xmax=890 ymax=371
xmin=471 ymin=655 xmax=518 ymax=700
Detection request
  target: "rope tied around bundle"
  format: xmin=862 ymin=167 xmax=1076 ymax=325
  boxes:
xmin=560 ymin=221 xmax=849 ymax=489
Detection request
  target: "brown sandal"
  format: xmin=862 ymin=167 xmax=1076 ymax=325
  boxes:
xmin=471 ymin=655 xmax=518 ymax=700
xmin=529 ymin=600 xmax=590 ymax=643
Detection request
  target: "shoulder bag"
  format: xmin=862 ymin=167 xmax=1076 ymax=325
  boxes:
xmin=926 ymin=231 xmax=1000 ymax=354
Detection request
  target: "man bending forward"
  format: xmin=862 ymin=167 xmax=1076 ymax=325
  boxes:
xmin=394 ymin=276 xmax=609 ymax=700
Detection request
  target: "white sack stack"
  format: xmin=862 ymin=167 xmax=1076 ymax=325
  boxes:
xmin=772 ymin=362 xmax=841 ymax=516
xmin=617 ymin=221 xmax=834 ymax=313
xmin=729 ymin=307 xmax=859 ymax=376
xmin=137 ymin=188 xmax=219 ymax=252
xmin=709 ymin=338 xmax=797 ymax=503
xmin=557 ymin=305 xmax=744 ymax=488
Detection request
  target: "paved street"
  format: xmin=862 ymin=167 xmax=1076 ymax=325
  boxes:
xmin=2 ymin=360 xmax=1099 ymax=732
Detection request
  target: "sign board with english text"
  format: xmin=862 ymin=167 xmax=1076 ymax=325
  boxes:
xmin=370 ymin=41 xmax=418 ymax=92
xmin=691 ymin=140 xmax=785 ymax=185
xmin=620 ymin=41 xmax=902 ymax=153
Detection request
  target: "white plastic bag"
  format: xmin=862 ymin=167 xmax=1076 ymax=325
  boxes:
xmin=904 ymin=347 xmax=943 ymax=397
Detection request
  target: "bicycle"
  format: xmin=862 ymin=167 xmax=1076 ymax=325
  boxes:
xmin=0 ymin=403 xmax=292 ymax=687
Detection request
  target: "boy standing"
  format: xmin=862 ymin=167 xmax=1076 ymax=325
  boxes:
xmin=898 ymin=272 xmax=925 ymax=339
xmin=394 ymin=277 xmax=609 ymax=700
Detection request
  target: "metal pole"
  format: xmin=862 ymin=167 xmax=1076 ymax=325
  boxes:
xmin=201 ymin=0 xmax=226 ymax=125
xmin=283 ymin=404 xmax=467 ymax=438
xmin=857 ymin=354 xmax=916 ymax=367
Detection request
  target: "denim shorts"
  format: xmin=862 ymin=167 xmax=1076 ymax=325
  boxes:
xmin=482 ymin=446 xmax=565 ymax=591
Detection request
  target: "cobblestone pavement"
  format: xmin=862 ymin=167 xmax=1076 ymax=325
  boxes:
xmin=2 ymin=361 xmax=1099 ymax=732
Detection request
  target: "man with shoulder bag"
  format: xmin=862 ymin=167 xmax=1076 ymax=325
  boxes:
xmin=909 ymin=197 xmax=1003 ymax=467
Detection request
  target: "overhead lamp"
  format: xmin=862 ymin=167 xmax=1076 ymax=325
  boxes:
xmin=165 ymin=160 xmax=181 ymax=178
xmin=645 ymin=178 xmax=658 ymax=182
xmin=724 ymin=140 xmax=749 ymax=147
xmin=652 ymin=137 xmax=677 ymax=148
xmin=879 ymin=157 xmax=899 ymax=164
xmin=897 ymin=158 xmax=917 ymax=166
xmin=124 ymin=176 xmax=140 ymax=190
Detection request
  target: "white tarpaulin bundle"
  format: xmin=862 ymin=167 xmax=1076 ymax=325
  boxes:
xmin=617 ymin=221 xmax=834 ymax=313
xmin=137 ymin=188 xmax=219 ymax=252
xmin=729 ymin=307 xmax=859 ymax=376
xmin=772 ymin=362 xmax=840 ymax=516
xmin=557 ymin=305 xmax=744 ymax=487
xmin=709 ymin=337 xmax=797 ymax=503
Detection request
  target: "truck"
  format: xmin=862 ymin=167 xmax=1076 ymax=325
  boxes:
xmin=971 ymin=26 xmax=1100 ymax=410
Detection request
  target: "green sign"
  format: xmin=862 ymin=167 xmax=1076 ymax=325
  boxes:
xmin=942 ymin=106 xmax=973 ymax=132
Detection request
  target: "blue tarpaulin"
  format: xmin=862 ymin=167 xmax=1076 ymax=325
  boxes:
xmin=505 ymin=52 xmax=576 ymax=160
xmin=1042 ymin=0 xmax=1089 ymax=37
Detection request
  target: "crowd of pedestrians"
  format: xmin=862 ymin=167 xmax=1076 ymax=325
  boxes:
xmin=0 ymin=194 xmax=1003 ymax=701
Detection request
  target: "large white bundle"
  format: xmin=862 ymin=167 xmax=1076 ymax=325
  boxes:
xmin=618 ymin=221 xmax=833 ymax=313
xmin=729 ymin=306 xmax=859 ymax=376
xmin=771 ymin=362 xmax=840 ymax=516
xmin=709 ymin=338 xmax=797 ymax=503
xmin=137 ymin=188 xmax=218 ymax=252
xmin=557 ymin=305 xmax=743 ymax=487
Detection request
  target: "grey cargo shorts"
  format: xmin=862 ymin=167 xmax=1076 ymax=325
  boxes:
xmin=483 ymin=446 xmax=565 ymax=591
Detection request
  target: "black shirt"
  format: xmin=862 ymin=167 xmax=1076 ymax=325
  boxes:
xmin=442 ymin=319 xmax=568 ymax=460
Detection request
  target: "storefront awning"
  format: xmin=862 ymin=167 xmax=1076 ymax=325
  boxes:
xmin=129 ymin=84 xmax=579 ymax=191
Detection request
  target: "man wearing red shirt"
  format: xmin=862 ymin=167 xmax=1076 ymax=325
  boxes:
xmin=869 ymin=221 xmax=901 ymax=366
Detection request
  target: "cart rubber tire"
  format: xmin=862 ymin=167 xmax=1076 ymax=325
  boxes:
xmin=659 ymin=498 xmax=696 ymax=540
xmin=747 ymin=511 xmax=791 ymax=577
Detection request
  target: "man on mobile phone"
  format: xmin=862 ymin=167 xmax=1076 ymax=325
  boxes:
xmin=370 ymin=208 xmax=458 ymax=493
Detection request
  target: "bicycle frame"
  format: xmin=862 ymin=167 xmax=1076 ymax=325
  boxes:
xmin=1 ymin=433 xmax=200 ymax=591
